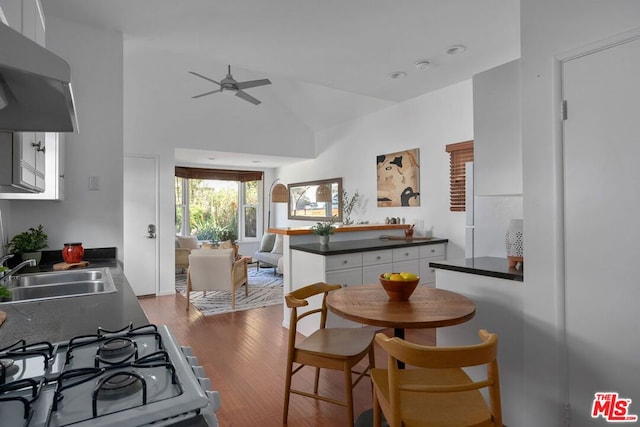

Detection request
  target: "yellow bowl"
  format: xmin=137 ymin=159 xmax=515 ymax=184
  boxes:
xmin=379 ymin=273 xmax=419 ymax=301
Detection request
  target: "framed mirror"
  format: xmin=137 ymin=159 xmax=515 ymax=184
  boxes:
xmin=288 ymin=178 xmax=343 ymax=222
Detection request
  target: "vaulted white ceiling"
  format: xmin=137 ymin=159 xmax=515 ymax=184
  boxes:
xmin=42 ymin=0 xmax=520 ymax=166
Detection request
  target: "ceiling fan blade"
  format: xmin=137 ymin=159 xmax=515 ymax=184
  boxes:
xmin=235 ymin=90 xmax=261 ymax=105
xmin=236 ymin=79 xmax=272 ymax=90
xmin=188 ymin=71 xmax=221 ymax=86
xmin=192 ymin=89 xmax=222 ymax=99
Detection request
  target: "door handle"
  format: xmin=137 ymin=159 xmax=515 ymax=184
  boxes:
xmin=146 ymin=224 xmax=156 ymax=239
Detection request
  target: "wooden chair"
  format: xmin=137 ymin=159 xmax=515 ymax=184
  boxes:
xmin=371 ymin=329 xmax=502 ymax=427
xmin=283 ymin=282 xmax=376 ymax=427
xmin=186 ymin=248 xmax=248 ymax=311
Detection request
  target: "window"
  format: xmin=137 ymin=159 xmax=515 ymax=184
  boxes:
xmin=175 ymin=168 xmax=263 ymax=241
xmin=445 ymin=140 xmax=473 ymax=212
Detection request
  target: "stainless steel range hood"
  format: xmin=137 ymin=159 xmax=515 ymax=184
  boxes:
xmin=0 ymin=23 xmax=78 ymax=132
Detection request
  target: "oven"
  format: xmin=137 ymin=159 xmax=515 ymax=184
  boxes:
xmin=0 ymin=324 xmax=220 ymax=426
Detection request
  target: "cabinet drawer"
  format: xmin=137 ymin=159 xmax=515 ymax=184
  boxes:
xmin=325 ymin=253 xmax=362 ymax=271
xmin=392 ymin=246 xmax=420 ymax=262
xmin=363 ymin=250 xmax=393 ymax=266
xmin=419 ymin=243 xmax=446 ymax=259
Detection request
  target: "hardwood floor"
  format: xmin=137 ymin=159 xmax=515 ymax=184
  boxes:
xmin=138 ymin=292 xmax=435 ymax=427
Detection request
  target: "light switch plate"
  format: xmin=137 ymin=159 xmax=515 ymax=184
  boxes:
xmin=89 ymin=175 xmax=100 ymax=191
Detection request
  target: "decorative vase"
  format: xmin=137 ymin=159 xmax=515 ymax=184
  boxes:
xmin=62 ymin=242 xmax=84 ymax=263
xmin=319 ymin=235 xmax=330 ymax=246
xmin=505 ymin=219 xmax=523 ymax=268
xmin=21 ymin=251 xmax=42 ymax=266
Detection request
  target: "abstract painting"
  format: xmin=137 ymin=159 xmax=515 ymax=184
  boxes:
xmin=376 ymin=148 xmax=420 ymax=207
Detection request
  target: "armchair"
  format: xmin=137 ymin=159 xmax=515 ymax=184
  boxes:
xmin=186 ymin=248 xmax=248 ymax=311
xmin=175 ymin=235 xmax=200 ymax=272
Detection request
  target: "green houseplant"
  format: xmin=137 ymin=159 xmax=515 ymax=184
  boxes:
xmin=6 ymin=225 xmax=48 ymax=265
xmin=311 ymin=217 xmax=336 ymax=246
xmin=341 ymin=189 xmax=361 ymax=225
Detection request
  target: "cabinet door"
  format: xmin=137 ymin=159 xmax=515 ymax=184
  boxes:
xmin=19 ymin=132 xmax=36 ymax=171
xmin=325 ymin=267 xmax=363 ymax=328
xmin=0 ymin=0 xmax=23 ymax=31
xmin=392 ymin=246 xmax=419 ymax=262
xmin=21 ymin=0 xmax=44 ymax=45
xmin=34 ymin=132 xmax=45 ymax=190
xmin=419 ymin=255 xmax=444 ymax=286
xmin=363 ymin=263 xmax=392 ymax=284
xmin=363 ymin=249 xmax=393 ymax=266
xmin=419 ymin=244 xmax=446 ymax=259
xmin=325 ymin=253 xmax=362 ymax=271
xmin=14 ymin=132 xmax=36 ymax=189
xmin=473 ymin=59 xmax=522 ymax=195
xmin=0 ymin=133 xmax=63 ymax=199
xmin=392 ymin=259 xmax=420 ymax=276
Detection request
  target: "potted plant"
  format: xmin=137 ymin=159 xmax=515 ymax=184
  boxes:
xmin=6 ymin=224 xmax=48 ymax=265
xmin=311 ymin=217 xmax=336 ymax=246
xmin=341 ymin=189 xmax=361 ymax=225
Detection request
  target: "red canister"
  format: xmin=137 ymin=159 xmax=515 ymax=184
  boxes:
xmin=62 ymin=242 xmax=84 ymax=263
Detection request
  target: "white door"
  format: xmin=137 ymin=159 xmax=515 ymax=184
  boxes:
xmin=563 ymin=36 xmax=640 ymax=425
xmin=124 ymin=155 xmax=158 ymax=296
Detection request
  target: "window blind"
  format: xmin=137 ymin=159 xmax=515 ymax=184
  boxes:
xmin=445 ymin=140 xmax=474 ymax=212
xmin=175 ymin=167 xmax=263 ymax=182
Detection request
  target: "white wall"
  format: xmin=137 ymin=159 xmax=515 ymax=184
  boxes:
xmin=6 ymin=17 xmax=124 ymax=256
xmin=521 ymin=1 xmax=640 ymax=425
xmin=278 ymin=80 xmax=474 ymax=260
xmin=123 ymin=43 xmax=318 ymax=295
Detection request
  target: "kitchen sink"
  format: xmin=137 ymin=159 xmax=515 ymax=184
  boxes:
xmin=1 ymin=268 xmax=117 ymax=304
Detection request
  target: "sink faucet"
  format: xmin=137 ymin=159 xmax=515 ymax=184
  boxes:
xmin=0 ymin=254 xmax=14 ymax=266
xmin=0 ymin=258 xmax=36 ymax=285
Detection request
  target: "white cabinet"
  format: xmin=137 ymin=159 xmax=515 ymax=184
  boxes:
xmin=391 ymin=246 xmax=420 ymax=278
xmin=324 ymin=253 xmax=363 ymax=328
xmin=0 ymin=0 xmax=44 ymax=44
xmin=362 ymin=250 xmax=393 ymax=284
xmin=0 ymin=133 xmax=65 ymax=200
xmin=0 ymin=0 xmax=22 ymax=31
xmin=3 ymin=132 xmax=46 ymax=192
xmin=290 ymin=242 xmax=447 ymax=335
xmin=473 ymin=59 xmax=522 ymax=195
xmin=418 ymin=244 xmax=446 ymax=286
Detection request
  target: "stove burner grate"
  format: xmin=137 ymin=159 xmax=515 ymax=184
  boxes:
xmin=0 ymin=340 xmax=56 ymax=381
xmin=94 ymin=371 xmax=145 ymax=402
xmin=95 ymin=338 xmax=137 ymax=367
xmin=0 ymin=378 xmax=43 ymax=421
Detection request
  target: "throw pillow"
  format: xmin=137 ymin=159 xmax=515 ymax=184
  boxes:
xmin=271 ymin=234 xmax=283 ymax=254
xmin=259 ymin=233 xmax=276 ymax=252
xmin=176 ymin=235 xmax=199 ymax=249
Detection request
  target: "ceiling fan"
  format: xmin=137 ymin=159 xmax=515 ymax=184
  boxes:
xmin=189 ymin=65 xmax=271 ymax=105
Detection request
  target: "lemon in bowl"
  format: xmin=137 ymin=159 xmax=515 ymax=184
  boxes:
xmin=379 ymin=272 xmax=420 ymax=301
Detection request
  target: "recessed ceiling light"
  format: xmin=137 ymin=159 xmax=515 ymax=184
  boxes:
xmin=446 ymin=45 xmax=466 ymax=55
xmin=415 ymin=60 xmax=432 ymax=71
xmin=388 ymin=71 xmax=407 ymax=79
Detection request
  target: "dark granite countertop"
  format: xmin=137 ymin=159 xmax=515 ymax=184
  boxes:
xmin=0 ymin=248 xmax=149 ymax=347
xmin=290 ymin=237 xmax=448 ymax=256
xmin=429 ymin=256 xmax=524 ymax=282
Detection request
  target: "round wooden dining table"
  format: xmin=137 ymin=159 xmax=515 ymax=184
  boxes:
xmin=326 ymin=284 xmax=476 ymax=340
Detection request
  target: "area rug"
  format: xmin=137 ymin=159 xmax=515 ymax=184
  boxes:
xmin=175 ymin=268 xmax=283 ymax=316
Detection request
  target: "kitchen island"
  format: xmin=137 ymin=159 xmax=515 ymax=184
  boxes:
xmin=428 ymin=256 xmax=523 ymax=282
xmin=429 ymin=257 xmax=524 ymax=426
xmin=0 ymin=249 xmax=148 ymax=347
xmin=290 ymin=237 xmax=448 ymax=335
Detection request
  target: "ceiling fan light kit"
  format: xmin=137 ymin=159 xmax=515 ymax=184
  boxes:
xmin=189 ymin=65 xmax=271 ymax=105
